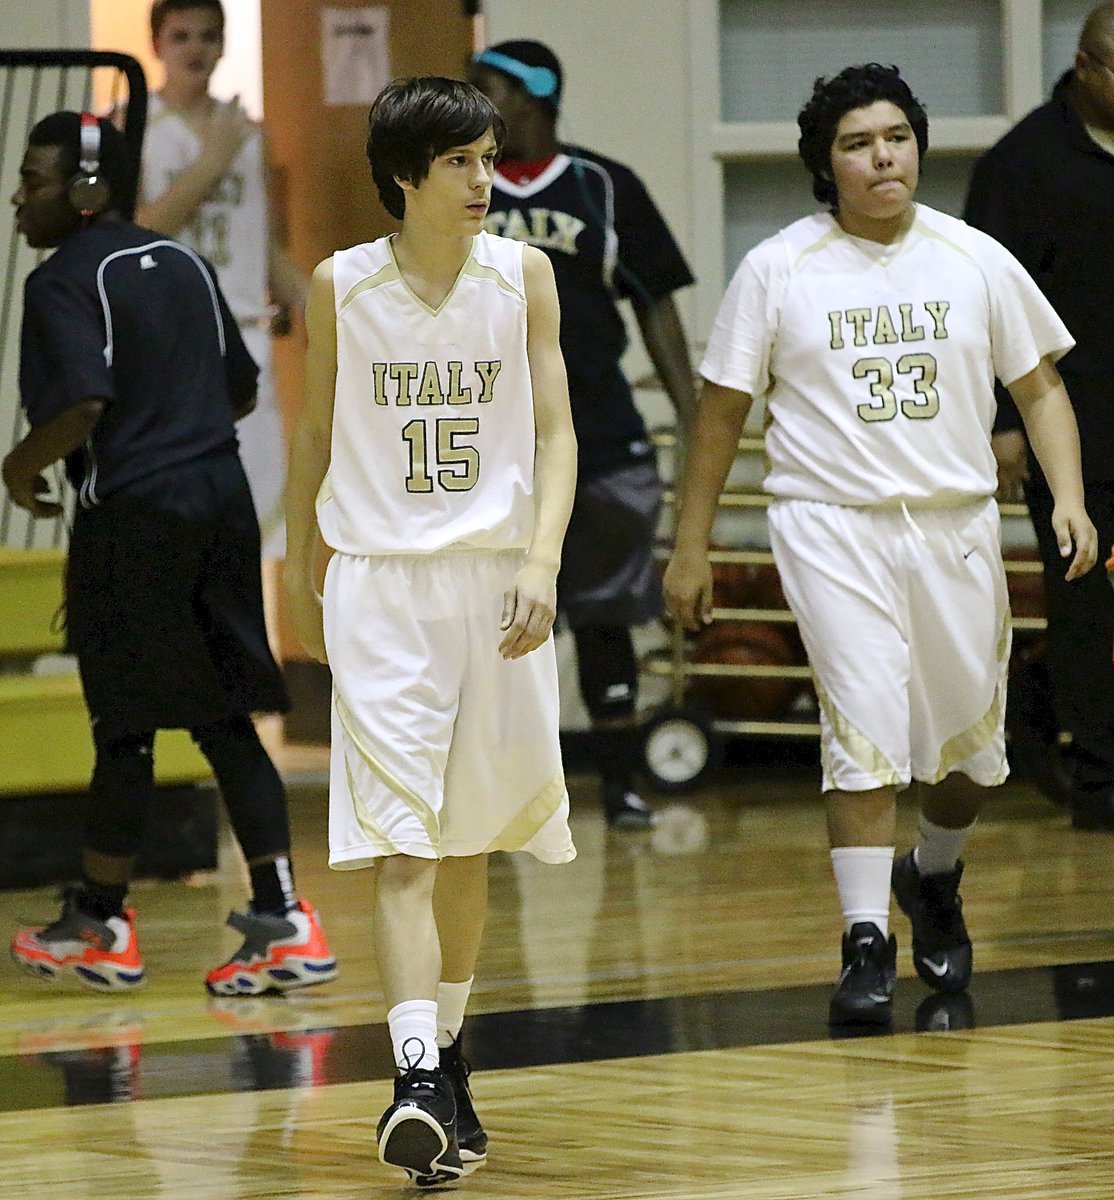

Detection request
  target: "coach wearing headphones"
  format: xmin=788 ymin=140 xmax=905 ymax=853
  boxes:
xmin=4 ymin=111 xmax=335 ymax=995
xmin=472 ymin=42 xmax=697 ymax=829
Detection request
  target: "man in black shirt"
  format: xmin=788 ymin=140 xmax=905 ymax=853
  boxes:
xmin=965 ymin=2 xmax=1114 ymax=829
xmin=472 ymin=41 xmax=697 ymax=829
xmin=4 ymin=111 xmax=336 ymax=992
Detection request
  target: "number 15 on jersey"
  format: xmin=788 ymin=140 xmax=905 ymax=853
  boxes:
xmin=403 ymin=418 xmax=481 ymax=492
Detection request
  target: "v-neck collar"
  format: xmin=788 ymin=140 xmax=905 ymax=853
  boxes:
xmin=387 ymin=234 xmax=476 ymax=317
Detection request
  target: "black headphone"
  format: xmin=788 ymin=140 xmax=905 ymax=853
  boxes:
xmin=68 ymin=113 xmax=110 ymax=217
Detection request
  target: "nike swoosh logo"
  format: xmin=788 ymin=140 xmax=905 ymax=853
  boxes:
xmin=963 ymin=548 xmax=975 ymax=559
xmin=921 ymin=956 xmax=950 ymax=977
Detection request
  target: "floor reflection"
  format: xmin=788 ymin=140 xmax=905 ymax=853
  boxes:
xmin=17 ymin=1017 xmax=338 ymax=1106
xmin=6 ymin=957 xmax=1114 ymax=1110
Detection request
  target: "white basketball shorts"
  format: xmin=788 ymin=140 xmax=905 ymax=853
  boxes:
xmin=323 ymin=548 xmax=576 ymax=867
xmin=767 ymin=497 xmax=1011 ymax=792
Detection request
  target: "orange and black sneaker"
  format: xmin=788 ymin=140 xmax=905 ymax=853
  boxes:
xmin=205 ymin=899 xmax=338 ymax=996
xmin=11 ymin=886 xmax=145 ymax=992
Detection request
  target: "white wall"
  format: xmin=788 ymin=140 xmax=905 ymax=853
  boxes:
xmin=0 ymin=0 xmax=89 ymax=45
xmin=208 ymin=1 xmax=262 ymax=116
xmin=482 ymin=0 xmax=697 ymax=371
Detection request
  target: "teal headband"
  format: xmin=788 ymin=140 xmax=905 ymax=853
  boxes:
xmin=473 ymin=49 xmax=559 ymax=100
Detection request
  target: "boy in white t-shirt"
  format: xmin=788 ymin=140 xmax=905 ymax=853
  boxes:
xmin=285 ymin=77 xmax=577 ymax=1184
xmin=136 ymin=0 xmax=305 ymax=573
xmin=665 ymin=64 xmax=1097 ymax=1028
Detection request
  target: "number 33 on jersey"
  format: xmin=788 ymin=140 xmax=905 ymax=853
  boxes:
xmin=318 ymin=231 xmax=538 ymax=557
xmin=701 ymin=205 xmax=1074 ymax=509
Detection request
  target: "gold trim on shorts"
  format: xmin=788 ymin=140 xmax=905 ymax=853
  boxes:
xmin=315 ymin=472 xmax=334 ymax=513
xmin=333 ymin=687 xmax=441 ymax=847
xmin=483 ymin=771 xmax=574 ymax=859
xmin=928 ymin=610 xmax=1011 ymax=785
xmin=815 ymin=678 xmax=902 ymax=789
xmin=343 ymin=753 xmax=396 ymax=854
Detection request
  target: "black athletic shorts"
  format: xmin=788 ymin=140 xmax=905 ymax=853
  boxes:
xmin=66 ymin=448 xmax=289 ymax=741
xmin=558 ymin=457 xmax=664 ymax=628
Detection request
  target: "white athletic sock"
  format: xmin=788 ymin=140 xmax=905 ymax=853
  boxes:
xmin=387 ymin=999 xmax=438 ymax=1071
xmin=831 ymin=846 xmax=895 ymax=936
xmin=914 ymin=815 xmax=976 ymax=878
xmin=436 ymin=977 xmax=473 ymax=1048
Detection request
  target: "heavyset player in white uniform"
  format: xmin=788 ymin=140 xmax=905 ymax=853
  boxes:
xmin=701 ymin=202 xmax=1073 ymax=793
xmin=666 ymin=64 xmax=1096 ymax=1030
xmin=140 ymin=94 xmax=286 ymax=559
xmin=321 ymin=231 xmax=574 ymax=868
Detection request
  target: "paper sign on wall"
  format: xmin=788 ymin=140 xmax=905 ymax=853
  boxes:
xmin=321 ymin=7 xmax=390 ymax=107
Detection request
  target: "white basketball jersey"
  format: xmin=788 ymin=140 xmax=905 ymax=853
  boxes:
xmin=140 ymin=95 xmax=270 ymax=323
xmin=318 ymin=232 xmax=536 ymax=556
xmin=702 ymin=204 xmax=1075 ymax=507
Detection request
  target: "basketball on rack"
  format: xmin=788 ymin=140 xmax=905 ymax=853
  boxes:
xmin=687 ymin=620 xmax=802 ymax=721
xmin=740 ymin=562 xmax=788 ymax=610
xmin=1001 ymin=545 xmax=1045 ymax=619
xmin=709 ymin=552 xmax=756 ymax=610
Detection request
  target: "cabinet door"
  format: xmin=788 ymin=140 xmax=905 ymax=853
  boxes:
xmin=262 ymin=0 xmax=474 ymax=263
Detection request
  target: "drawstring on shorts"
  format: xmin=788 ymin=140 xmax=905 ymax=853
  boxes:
xmin=900 ymin=500 xmax=928 ymax=545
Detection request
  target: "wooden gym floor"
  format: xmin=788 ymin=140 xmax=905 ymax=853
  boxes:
xmin=0 ymin=747 xmax=1113 ymax=1198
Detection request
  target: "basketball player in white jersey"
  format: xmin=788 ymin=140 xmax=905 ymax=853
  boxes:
xmin=136 ymin=1 xmax=305 ymax=580
xmin=285 ymin=78 xmax=577 ymax=1184
xmin=665 ymin=64 xmax=1097 ymax=1028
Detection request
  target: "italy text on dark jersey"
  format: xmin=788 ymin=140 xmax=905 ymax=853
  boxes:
xmin=486 ymin=146 xmax=693 ymax=477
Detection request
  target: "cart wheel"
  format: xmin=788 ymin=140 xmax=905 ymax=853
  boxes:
xmin=642 ymin=706 xmax=722 ymax=793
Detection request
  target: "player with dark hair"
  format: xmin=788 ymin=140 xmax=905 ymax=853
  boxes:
xmin=149 ymin=0 xmax=223 ymax=38
xmin=5 ymin=111 xmax=336 ymax=997
xmin=24 ymin=111 xmax=134 ymax=212
xmin=797 ymin=63 xmax=929 ymax=210
xmin=471 ymin=40 xmax=697 ymax=830
xmin=285 ymin=76 xmax=576 ymax=1184
xmin=365 ymin=76 xmax=506 ymax=220
xmin=665 ymin=64 xmax=1096 ymax=1026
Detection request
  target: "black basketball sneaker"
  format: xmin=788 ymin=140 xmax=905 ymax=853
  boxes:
xmin=891 ymin=850 xmax=973 ymax=992
xmin=440 ymin=1032 xmax=488 ymax=1173
xmin=377 ymin=1047 xmax=463 ymax=1187
xmin=829 ymin=921 xmax=898 ymax=1027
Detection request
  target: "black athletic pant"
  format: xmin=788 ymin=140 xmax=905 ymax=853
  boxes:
xmin=86 ymin=714 xmax=290 ymax=863
xmin=1024 ymin=472 xmax=1114 ymax=792
xmin=572 ymin=623 xmax=638 ymax=721
xmin=572 ymin=624 xmax=644 ymax=797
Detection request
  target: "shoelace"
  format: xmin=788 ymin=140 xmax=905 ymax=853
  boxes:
xmin=397 ymin=1035 xmax=440 ymax=1089
xmin=399 ymin=1036 xmax=427 ymax=1070
xmin=922 ymin=877 xmax=964 ymax=935
xmin=448 ymin=1044 xmax=475 ymax=1095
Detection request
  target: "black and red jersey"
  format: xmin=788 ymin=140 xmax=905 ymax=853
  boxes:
xmin=486 ymin=145 xmax=693 ymax=479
